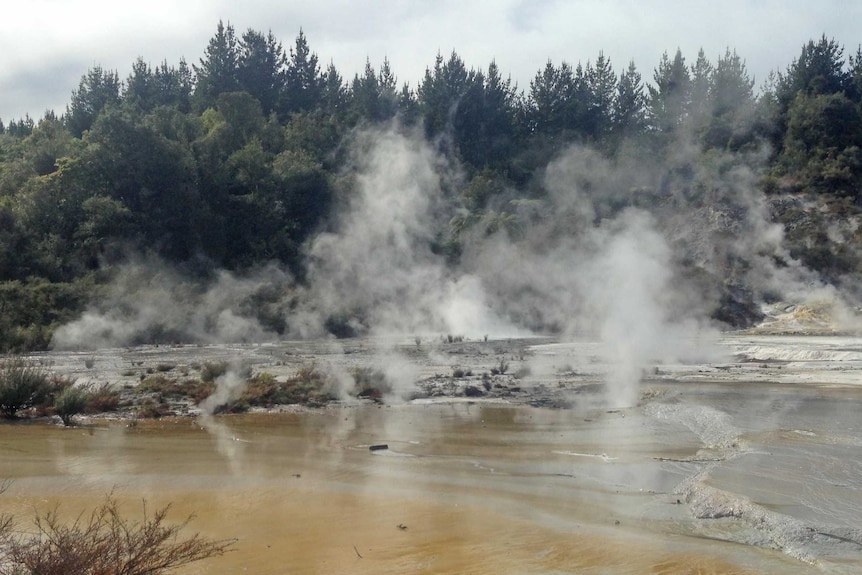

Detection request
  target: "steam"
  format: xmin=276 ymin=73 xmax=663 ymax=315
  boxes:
xmin=294 ymin=127 xmax=519 ymax=340
xmin=47 ymin=121 xmax=862 ymax=406
xmin=51 ymin=258 xmax=292 ymax=350
xmin=587 ymin=212 xmax=680 ymax=406
xmin=198 ymin=362 xmax=249 ymax=415
xmin=461 ymin=146 xmax=724 ymax=405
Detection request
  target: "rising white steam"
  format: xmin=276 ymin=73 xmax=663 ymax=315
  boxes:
xmin=198 ymin=363 xmax=248 ymax=415
xmin=294 ymin=127 xmax=520 ymax=339
xmin=463 ymin=145 xmax=723 ymax=406
xmin=584 ymin=211 xmax=715 ymax=406
xmin=47 ymin=121 xmax=861 ymax=407
xmin=51 ymin=258 xmax=292 ymax=350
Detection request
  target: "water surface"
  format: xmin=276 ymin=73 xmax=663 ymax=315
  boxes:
xmin=2 ymin=335 xmax=862 ymax=573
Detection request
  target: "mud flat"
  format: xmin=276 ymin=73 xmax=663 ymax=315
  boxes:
xmin=2 ymin=334 xmax=862 ymax=573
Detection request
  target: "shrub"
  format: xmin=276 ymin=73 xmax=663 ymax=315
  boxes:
xmin=84 ymin=384 xmax=121 ymax=414
xmin=136 ymin=400 xmax=172 ymax=419
xmin=235 ymin=367 xmax=335 ymax=410
xmin=200 ymin=361 xmax=229 ymax=383
xmin=352 ymin=367 xmax=391 ymax=401
xmin=0 ymin=359 xmax=51 ymax=418
xmin=139 ymin=376 xmax=214 ymax=404
xmin=0 ymin=495 xmax=234 ymax=575
xmin=197 ymin=361 xmax=251 ymax=383
xmin=54 ymin=386 xmax=89 ymax=426
xmin=463 ymin=385 xmax=484 ymax=397
xmin=490 ymin=359 xmax=509 ymax=376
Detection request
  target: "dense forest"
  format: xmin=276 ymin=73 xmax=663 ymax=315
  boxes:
xmin=2 ymin=23 xmax=862 ymax=351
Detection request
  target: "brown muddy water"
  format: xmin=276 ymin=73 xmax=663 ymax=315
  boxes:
xmin=2 ymin=335 xmax=862 ymax=574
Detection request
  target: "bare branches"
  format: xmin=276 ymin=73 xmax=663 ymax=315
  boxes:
xmin=0 ymin=495 xmax=235 ymax=575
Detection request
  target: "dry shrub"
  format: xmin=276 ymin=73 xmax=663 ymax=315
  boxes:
xmin=135 ymin=400 xmax=173 ymax=419
xmin=0 ymin=495 xmax=234 ymax=575
xmin=490 ymin=359 xmax=509 ymax=376
xmin=139 ymin=375 xmax=214 ymax=404
xmin=200 ymin=361 xmax=229 ymax=383
xmin=229 ymin=366 xmax=335 ymax=411
xmin=84 ymin=384 xmax=121 ymax=414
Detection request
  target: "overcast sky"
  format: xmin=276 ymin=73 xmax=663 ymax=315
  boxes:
xmin=1 ymin=0 xmax=860 ymax=122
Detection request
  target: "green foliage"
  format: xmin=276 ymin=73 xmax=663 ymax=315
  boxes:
xmin=237 ymin=29 xmax=288 ymax=116
xmin=648 ymin=49 xmax=691 ymax=135
xmin=200 ymin=361 xmax=229 ymax=383
xmin=0 ymin=360 xmax=51 ymax=418
xmin=0 ymin=277 xmax=98 ymax=353
xmin=66 ymin=66 xmax=121 ymax=137
xmin=779 ymin=92 xmax=862 ymax=196
xmin=53 ymin=385 xmax=89 ymax=426
xmin=613 ymin=61 xmax=647 ymax=141
xmin=778 ymin=35 xmax=848 ymax=103
xmin=283 ymin=29 xmax=324 ymax=116
xmin=4 ymin=32 xmax=862 ymax=348
xmin=193 ymin=20 xmax=240 ymax=111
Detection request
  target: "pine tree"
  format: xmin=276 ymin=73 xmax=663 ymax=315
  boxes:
xmin=647 ymin=48 xmax=691 ymax=134
xmin=193 ymin=21 xmax=240 ymax=111
xmin=689 ymin=48 xmax=713 ymax=122
xmin=238 ymin=29 xmax=287 ymax=116
xmin=526 ymin=60 xmax=575 ymax=135
xmin=613 ymin=60 xmax=646 ymax=139
xmin=283 ymin=29 xmax=324 ymax=115
xmin=321 ymin=61 xmax=347 ymax=117
xmin=124 ymin=58 xmax=156 ymax=111
xmin=586 ymin=51 xmax=616 ymax=142
xmin=66 ymin=66 xmax=121 ymax=137
xmin=712 ymin=48 xmax=754 ymax=117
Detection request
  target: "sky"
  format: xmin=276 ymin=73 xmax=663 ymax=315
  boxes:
xmin=1 ymin=0 xmax=860 ymax=122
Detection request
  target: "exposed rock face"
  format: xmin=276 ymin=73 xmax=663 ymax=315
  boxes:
xmin=712 ymin=288 xmax=765 ymax=329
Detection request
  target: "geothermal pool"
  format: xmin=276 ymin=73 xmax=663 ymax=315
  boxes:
xmin=1 ymin=335 xmax=861 ymax=574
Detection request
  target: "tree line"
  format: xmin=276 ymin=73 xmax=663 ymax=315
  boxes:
xmin=1 ymin=23 xmax=861 ymax=350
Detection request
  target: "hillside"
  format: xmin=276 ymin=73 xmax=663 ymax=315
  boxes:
xmin=2 ymin=29 xmax=862 ymax=351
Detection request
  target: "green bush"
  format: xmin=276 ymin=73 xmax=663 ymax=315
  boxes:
xmin=54 ymin=386 xmax=89 ymax=426
xmin=0 ymin=359 xmax=51 ymax=418
xmin=200 ymin=361 xmax=229 ymax=383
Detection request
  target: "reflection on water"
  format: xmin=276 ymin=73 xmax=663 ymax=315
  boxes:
xmin=3 ymin=334 xmax=862 ymax=573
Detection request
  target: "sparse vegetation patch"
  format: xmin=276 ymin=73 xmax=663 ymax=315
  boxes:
xmin=0 ymin=494 xmax=234 ymax=575
xmin=352 ymin=367 xmax=392 ymax=401
xmin=235 ymin=366 xmax=335 ymax=411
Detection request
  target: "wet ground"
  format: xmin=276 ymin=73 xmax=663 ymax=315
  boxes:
xmin=2 ymin=334 xmax=862 ymax=573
